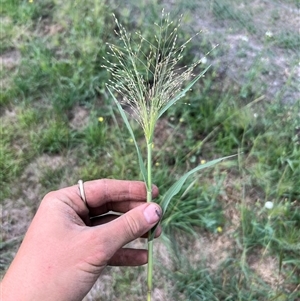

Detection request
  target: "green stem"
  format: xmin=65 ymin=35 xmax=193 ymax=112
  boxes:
xmin=146 ymin=141 xmax=153 ymax=301
xmin=147 ymin=240 xmax=153 ymax=301
xmin=147 ymin=142 xmax=152 ymax=204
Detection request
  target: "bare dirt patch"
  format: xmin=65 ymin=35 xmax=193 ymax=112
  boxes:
xmin=248 ymin=251 xmax=283 ymax=289
xmin=172 ymin=0 xmax=300 ymax=104
xmin=0 ymin=49 xmax=21 ymax=70
xmin=69 ymin=105 xmax=90 ymax=130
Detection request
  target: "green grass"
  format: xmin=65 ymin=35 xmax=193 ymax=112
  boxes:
xmin=1 ymin=0 xmax=299 ymax=299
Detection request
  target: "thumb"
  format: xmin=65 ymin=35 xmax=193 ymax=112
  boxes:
xmin=101 ymin=203 xmax=162 ymax=252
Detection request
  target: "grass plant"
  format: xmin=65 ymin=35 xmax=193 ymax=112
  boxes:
xmin=103 ymin=11 xmax=235 ymax=300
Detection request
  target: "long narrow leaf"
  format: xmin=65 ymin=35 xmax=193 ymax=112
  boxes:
xmin=149 ymin=154 xmax=236 ymax=241
xmin=108 ymin=87 xmax=147 ymax=183
xmin=160 ymin=154 xmax=236 ymax=214
xmin=157 ymin=65 xmax=211 ymax=119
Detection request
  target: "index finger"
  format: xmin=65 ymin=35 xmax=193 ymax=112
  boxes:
xmin=85 ymin=179 xmax=159 ymax=216
xmin=59 ymin=179 xmax=159 ymax=217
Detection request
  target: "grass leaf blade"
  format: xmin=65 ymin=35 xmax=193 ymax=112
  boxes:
xmin=107 ymin=87 xmax=147 ymax=183
xmin=157 ymin=65 xmax=211 ymax=119
xmin=160 ymin=154 xmax=237 ymax=214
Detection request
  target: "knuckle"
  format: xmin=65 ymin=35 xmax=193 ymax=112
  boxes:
xmin=124 ymin=214 xmax=140 ymax=239
xmin=41 ymin=191 xmax=59 ymax=205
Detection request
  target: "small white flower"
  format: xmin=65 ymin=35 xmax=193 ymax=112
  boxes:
xmin=241 ymin=35 xmax=248 ymax=42
xmin=265 ymin=201 xmax=274 ymax=209
xmin=254 ymin=113 xmax=258 ymax=118
xmin=265 ymin=31 xmax=273 ymax=38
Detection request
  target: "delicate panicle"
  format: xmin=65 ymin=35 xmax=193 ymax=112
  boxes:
xmin=103 ymin=12 xmax=205 ymax=141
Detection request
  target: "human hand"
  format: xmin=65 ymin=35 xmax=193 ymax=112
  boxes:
xmin=1 ymin=179 xmax=161 ymax=301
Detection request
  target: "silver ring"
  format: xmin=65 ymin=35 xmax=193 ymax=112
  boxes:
xmin=78 ymin=180 xmax=87 ymax=205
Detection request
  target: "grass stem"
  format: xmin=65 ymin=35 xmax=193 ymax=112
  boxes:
xmin=147 ymin=240 xmax=153 ymax=301
xmin=147 ymin=142 xmax=152 ymax=203
xmin=146 ymin=141 xmax=153 ymax=300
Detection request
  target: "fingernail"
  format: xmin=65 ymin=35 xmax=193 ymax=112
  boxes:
xmin=143 ymin=204 xmax=162 ymax=224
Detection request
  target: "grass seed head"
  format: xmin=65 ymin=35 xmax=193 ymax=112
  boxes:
xmin=103 ymin=12 xmax=204 ymax=142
